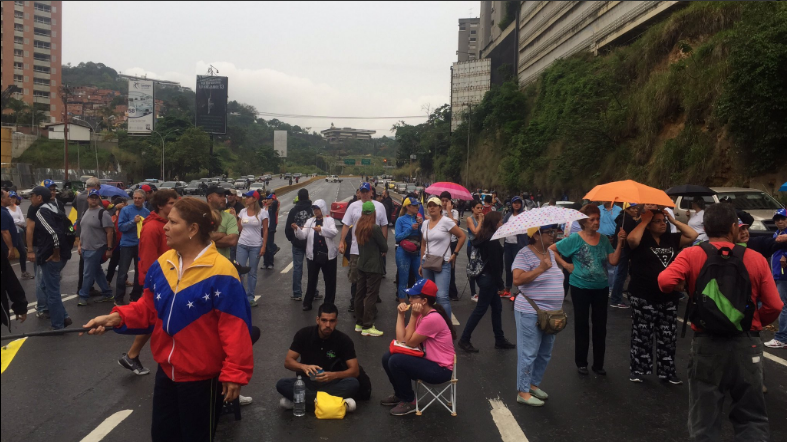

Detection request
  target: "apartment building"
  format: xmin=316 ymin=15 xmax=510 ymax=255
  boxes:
xmin=1 ymin=1 xmax=63 ymax=123
xmin=321 ymin=124 xmax=376 ymax=145
xmin=457 ymin=18 xmax=480 ymax=62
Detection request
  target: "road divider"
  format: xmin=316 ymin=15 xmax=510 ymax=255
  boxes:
xmin=272 ymin=176 xmax=325 ymax=197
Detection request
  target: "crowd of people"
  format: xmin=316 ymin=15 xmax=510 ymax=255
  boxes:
xmin=2 ymin=177 xmax=786 ymax=442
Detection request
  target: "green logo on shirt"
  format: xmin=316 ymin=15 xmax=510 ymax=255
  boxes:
xmin=326 ymin=350 xmax=336 ymax=359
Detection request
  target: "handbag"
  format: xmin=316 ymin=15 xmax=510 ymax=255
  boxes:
xmin=389 ymin=339 xmax=424 ymax=357
xmin=314 ymin=391 xmax=346 ymax=419
xmin=422 ymin=225 xmax=450 ymax=272
xmin=523 ymin=295 xmax=568 ymax=335
xmin=399 ymin=239 xmax=419 ymax=254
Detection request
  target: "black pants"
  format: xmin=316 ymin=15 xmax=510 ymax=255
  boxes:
xmin=460 ymin=272 xmax=504 ymax=344
xmin=105 ymin=246 xmax=122 ymax=283
xmin=303 ymin=257 xmax=337 ymax=308
xmin=449 ymin=241 xmax=458 ymax=298
xmin=77 ymin=254 xmax=84 ymax=291
xmin=1 ymin=255 xmax=27 ymax=327
xmin=629 ymin=295 xmax=678 ymax=378
xmin=571 ymin=285 xmax=608 ymax=370
xmin=355 ymin=270 xmax=382 ymax=328
xmin=151 ymin=366 xmax=223 ymax=442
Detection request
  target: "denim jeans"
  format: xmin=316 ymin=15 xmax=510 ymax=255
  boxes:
xmin=610 ymin=249 xmax=629 ymax=305
xmin=40 ymin=260 xmax=67 ymax=329
xmin=515 ymin=311 xmax=556 ymax=393
xmin=774 ymin=280 xmax=787 ymax=342
xmin=236 ymin=243 xmax=261 ymax=304
xmin=606 ymin=261 xmax=617 ymax=292
xmin=504 ymin=242 xmax=522 ymax=290
xmin=115 ymin=245 xmax=141 ymax=302
xmin=460 ymin=272 xmax=504 ymax=343
xmin=395 ymin=247 xmax=421 ymax=300
xmin=34 ymin=260 xmax=47 ymax=313
xmin=292 ymin=245 xmax=306 ymax=297
xmin=421 ymin=259 xmax=452 ymax=321
xmin=381 ymin=351 xmax=452 ymax=403
xmin=79 ymin=247 xmax=112 ymax=300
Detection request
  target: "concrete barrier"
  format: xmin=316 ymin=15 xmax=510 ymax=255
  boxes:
xmin=272 ymin=175 xmax=324 ymax=196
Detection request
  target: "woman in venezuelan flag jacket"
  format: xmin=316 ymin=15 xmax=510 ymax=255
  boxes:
xmin=84 ymin=198 xmax=253 ymax=442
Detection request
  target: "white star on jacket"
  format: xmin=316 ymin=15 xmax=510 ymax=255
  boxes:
xmin=156 ymin=293 xmax=161 ymax=301
xmin=203 ymin=294 xmax=211 ymax=301
xmin=214 ymin=290 xmax=221 ymax=298
xmin=187 ymin=301 xmax=194 ymax=309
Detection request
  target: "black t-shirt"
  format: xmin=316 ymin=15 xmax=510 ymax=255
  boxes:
xmin=290 ymin=326 xmax=356 ymax=373
xmin=27 ymin=204 xmax=40 ymax=244
xmin=313 ymin=218 xmax=328 ymax=254
xmin=628 ymin=232 xmax=683 ymax=302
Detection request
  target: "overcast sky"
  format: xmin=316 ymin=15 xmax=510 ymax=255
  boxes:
xmin=63 ymin=1 xmax=479 ymax=136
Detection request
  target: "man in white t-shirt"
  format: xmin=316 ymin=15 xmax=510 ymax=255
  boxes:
xmin=440 ymin=192 xmax=460 ymax=301
xmin=339 ymin=182 xmax=388 ymax=312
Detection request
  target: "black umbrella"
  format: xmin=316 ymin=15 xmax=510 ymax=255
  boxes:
xmin=665 ymin=185 xmax=716 ymax=197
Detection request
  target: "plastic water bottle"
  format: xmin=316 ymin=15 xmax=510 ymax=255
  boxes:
xmin=293 ymin=375 xmax=306 ymax=417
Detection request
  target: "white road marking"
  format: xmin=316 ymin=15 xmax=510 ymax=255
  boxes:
xmin=677 ymin=317 xmax=786 ymax=368
xmin=489 ymin=398 xmax=529 ymax=442
xmin=79 ymin=409 xmax=133 ymax=442
xmin=281 ymin=262 xmax=294 ymax=274
xmin=451 ymin=313 xmax=460 ymax=326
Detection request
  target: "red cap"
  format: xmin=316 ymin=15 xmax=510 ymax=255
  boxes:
xmin=141 ymin=184 xmax=152 ymax=192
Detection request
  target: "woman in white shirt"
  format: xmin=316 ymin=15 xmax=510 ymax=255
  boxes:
xmin=7 ymin=192 xmax=32 ymax=279
xmin=686 ymin=197 xmax=707 ymax=243
xmin=294 ymin=199 xmax=339 ymax=310
xmin=420 ymin=196 xmax=466 ymax=321
xmin=237 ymin=190 xmax=268 ymax=307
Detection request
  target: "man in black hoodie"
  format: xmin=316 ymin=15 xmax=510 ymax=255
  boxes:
xmin=286 ymin=188 xmax=314 ymax=301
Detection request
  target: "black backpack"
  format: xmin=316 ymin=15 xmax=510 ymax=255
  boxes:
xmin=682 ymin=242 xmax=754 ymax=337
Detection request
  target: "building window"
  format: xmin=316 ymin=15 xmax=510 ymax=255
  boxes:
xmin=33 ymin=65 xmax=51 ymax=74
xmin=14 ymin=49 xmax=24 ymax=57
xmin=15 ymin=11 xmax=25 ymax=18
xmin=15 ymin=1 xmax=25 ymax=5
xmin=469 ymin=37 xmax=476 ymax=42
xmin=33 ymin=53 xmax=50 ymax=61
xmin=14 ymin=75 xmax=24 ymax=82
xmin=14 ymin=62 xmax=24 ymax=70
xmin=471 ymin=30 xmax=476 ymax=34
xmin=34 ymin=2 xmax=51 ymax=12
xmin=34 ymin=91 xmax=50 ymax=98
xmin=15 ymin=23 xmax=25 ymax=31
xmin=33 ymin=40 xmax=51 ymax=49
xmin=470 ymin=23 xmax=477 ymax=27
xmin=14 ymin=36 xmax=24 ymax=45
xmin=460 ymin=25 xmax=466 ymax=31
xmin=34 ymin=15 xmax=52 ymax=25
xmin=34 ymin=77 xmax=49 ymax=86
xmin=34 ymin=28 xmax=51 ymax=37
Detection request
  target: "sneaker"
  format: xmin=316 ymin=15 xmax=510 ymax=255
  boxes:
xmin=471 ymin=295 xmax=478 ymax=302
xmin=458 ymin=340 xmax=479 ymax=353
xmin=64 ymin=317 xmax=73 ymax=328
xmin=21 ymin=271 xmax=34 ymax=280
xmin=764 ymin=339 xmax=786 ymax=349
xmin=279 ymin=398 xmax=294 ymax=410
xmin=630 ymin=374 xmax=644 ymax=383
xmin=577 ymin=366 xmax=589 ymax=375
xmin=661 ymin=375 xmax=683 ymax=385
xmin=35 ymin=311 xmax=50 ymax=319
xmin=239 ymin=395 xmax=253 ymax=406
xmin=249 ymin=299 xmax=259 ymax=308
xmin=291 ymin=296 xmax=302 ymax=302
xmin=118 ymin=353 xmax=150 ymax=375
xmin=390 ymin=401 xmax=417 ymax=416
xmin=380 ymin=394 xmax=400 ymax=406
xmin=610 ymin=303 xmax=629 ymax=309
xmin=516 ymin=394 xmax=544 ymax=407
xmin=592 ymin=367 xmax=607 ymax=376
xmin=355 ymin=325 xmax=363 ymax=333
xmin=361 ymin=326 xmax=384 ymax=337
xmin=495 ymin=339 xmax=516 ymax=350
xmin=344 ymin=398 xmax=357 ymax=412
xmin=77 ymin=298 xmax=89 ymax=307
xmin=97 ymin=296 xmax=114 ymax=303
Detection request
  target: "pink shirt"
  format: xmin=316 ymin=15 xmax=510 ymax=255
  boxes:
xmin=416 ymin=311 xmax=455 ymax=370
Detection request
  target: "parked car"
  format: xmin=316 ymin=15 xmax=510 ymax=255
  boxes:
xmin=249 ymin=182 xmax=266 ymax=193
xmin=18 ymin=188 xmax=34 ymax=199
xmin=158 ymin=181 xmax=186 ymax=195
xmin=673 ymin=187 xmax=784 ymax=238
xmin=184 ymin=180 xmax=206 ymax=195
xmin=126 ymin=182 xmax=159 ymax=197
xmin=395 ymin=182 xmax=408 ymax=193
xmin=1 ymin=180 xmax=17 ymax=192
xmin=219 ymin=182 xmax=235 ymax=191
xmin=234 ymin=180 xmax=248 ymax=190
xmin=325 ymin=175 xmax=342 ymax=183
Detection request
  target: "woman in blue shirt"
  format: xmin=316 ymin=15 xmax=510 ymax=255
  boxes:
xmin=551 ymin=204 xmax=625 ymax=376
xmin=395 ymin=198 xmax=423 ymax=303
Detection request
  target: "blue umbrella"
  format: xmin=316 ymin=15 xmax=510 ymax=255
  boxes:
xmin=98 ymin=184 xmax=128 ymax=199
xmin=780 ymin=182 xmax=787 ymax=192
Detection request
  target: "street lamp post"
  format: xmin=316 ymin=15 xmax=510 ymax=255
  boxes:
xmin=74 ymin=117 xmax=99 ymax=179
xmin=152 ymin=129 xmax=182 ymax=181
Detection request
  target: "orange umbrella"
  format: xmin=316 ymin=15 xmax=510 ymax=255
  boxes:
xmin=583 ymin=180 xmax=675 ymax=207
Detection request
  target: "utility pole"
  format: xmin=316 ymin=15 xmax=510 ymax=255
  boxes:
xmin=60 ymin=84 xmax=72 ymax=181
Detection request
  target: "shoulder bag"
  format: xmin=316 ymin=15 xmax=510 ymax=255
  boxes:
xmin=523 ymin=294 xmax=568 ymax=335
xmin=422 ymin=222 xmax=450 ymax=272
xmin=314 ymin=391 xmax=346 ymax=419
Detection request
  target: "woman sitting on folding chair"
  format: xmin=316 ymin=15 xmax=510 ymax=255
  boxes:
xmin=381 ymin=278 xmax=456 ymax=416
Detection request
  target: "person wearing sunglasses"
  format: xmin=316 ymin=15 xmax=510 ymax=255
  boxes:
xmin=626 ymin=209 xmax=697 ymax=384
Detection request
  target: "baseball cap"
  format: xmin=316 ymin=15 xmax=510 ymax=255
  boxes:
xmin=426 ymin=196 xmax=441 ymax=206
xmin=403 ymin=197 xmax=420 ymax=207
xmin=140 ymin=184 xmax=152 ymax=193
xmin=43 ymin=179 xmax=57 ymax=188
xmin=737 ymin=218 xmax=749 ymax=227
xmin=774 ymin=208 xmax=787 ymax=220
xmin=8 ymin=191 xmax=18 ymax=199
xmin=511 ymin=196 xmax=523 ymax=204
xmin=623 ymin=202 xmax=638 ymax=210
xmin=362 ymin=201 xmax=375 ymax=214
xmin=359 ymin=182 xmax=371 ymax=192
xmin=87 ymin=189 xmax=100 ymax=198
xmin=205 ymin=186 xmax=225 ymax=197
xmin=32 ymin=186 xmax=51 ymax=199
xmin=243 ymin=190 xmax=260 ymax=200
xmin=405 ymin=278 xmax=438 ymax=298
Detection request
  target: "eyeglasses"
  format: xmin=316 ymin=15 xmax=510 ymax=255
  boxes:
xmin=540 ymin=229 xmax=557 ymax=236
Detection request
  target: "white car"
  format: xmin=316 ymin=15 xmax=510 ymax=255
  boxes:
xmin=325 ymin=175 xmax=342 ymax=183
xmin=249 ymin=183 xmax=266 ymax=192
xmin=18 ymin=188 xmax=35 ymax=199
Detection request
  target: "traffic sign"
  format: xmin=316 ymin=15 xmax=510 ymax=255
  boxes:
xmin=344 ymin=159 xmax=356 ymax=165
xmin=361 ymin=159 xmax=371 ymax=165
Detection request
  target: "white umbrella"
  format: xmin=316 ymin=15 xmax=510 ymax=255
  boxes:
xmin=491 ymin=206 xmax=588 ymax=240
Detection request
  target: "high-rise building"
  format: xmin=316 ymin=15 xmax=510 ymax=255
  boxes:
xmin=1 ymin=1 xmax=63 ymax=123
xmin=457 ymin=18 xmax=479 ymax=62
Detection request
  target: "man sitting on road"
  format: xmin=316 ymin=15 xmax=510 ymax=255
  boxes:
xmin=276 ymin=303 xmax=359 ymax=412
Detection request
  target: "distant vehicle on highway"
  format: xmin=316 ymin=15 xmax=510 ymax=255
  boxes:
xmin=293 ymin=173 xmax=302 ymax=178
xmin=284 ymin=173 xmax=292 ymax=179
xmin=325 ymin=175 xmax=342 ymax=183
xmin=184 ymin=180 xmax=205 ymax=195
xmin=234 ymin=180 xmax=248 ymax=190
xmin=159 ymin=181 xmax=186 ymax=195
xmin=673 ymin=187 xmax=784 ymax=237
xmin=219 ymin=182 xmax=235 ymax=190
xmin=395 ymin=182 xmax=408 ymax=193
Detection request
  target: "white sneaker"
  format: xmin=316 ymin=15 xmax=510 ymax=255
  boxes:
xmin=239 ymin=395 xmax=253 ymax=406
xmin=471 ymin=295 xmax=478 ymax=302
xmin=344 ymin=398 xmax=357 ymax=412
xmin=764 ymin=339 xmax=786 ymax=349
xmin=279 ymin=398 xmax=294 ymax=410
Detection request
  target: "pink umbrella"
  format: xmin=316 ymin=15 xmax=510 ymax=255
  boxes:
xmin=424 ymin=182 xmax=474 ymax=200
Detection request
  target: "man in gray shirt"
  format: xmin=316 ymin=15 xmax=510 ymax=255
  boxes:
xmin=75 ymin=177 xmax=101 ymax=294
xmin=77 ymin=189 xmax=114 ymax=305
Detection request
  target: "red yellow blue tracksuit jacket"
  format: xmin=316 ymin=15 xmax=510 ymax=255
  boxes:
xmin=111 ymin=244 xmax=253 ymax=384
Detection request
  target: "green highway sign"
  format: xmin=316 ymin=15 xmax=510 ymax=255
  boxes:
xmin=344 ymin=159 xmax=356 ymax=165
xmin=361 ymin=159 xmax=371 ymax=165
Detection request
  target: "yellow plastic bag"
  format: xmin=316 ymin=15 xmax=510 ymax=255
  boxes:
xmin=314 ymin=391 xmax=346 ymax=419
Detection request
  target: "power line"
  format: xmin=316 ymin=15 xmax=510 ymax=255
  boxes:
xmin=254 ymin=111 xmax=426 ymax=120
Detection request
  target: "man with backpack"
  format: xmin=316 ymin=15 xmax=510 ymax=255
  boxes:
xmin=658 ymin=203 xmax=782 ymax=442
xmin=286 ymin=188 xmax=315 ymax=301
xmin=76 ymin=189 xmax=114 ymax=306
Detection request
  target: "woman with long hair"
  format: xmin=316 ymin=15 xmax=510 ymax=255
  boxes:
xmin=83 ymin=198 xmax=253 ymax=441
xmin=420 ymin=197 xmax=466 ymax=322
xmin=551 ymin=204 xmax=625 ymax=376
xmin=458 ymin=211 xmax=516 ymax=352
xmin=465 ymin=199 xmax=484 ymax=301
xmin=395 ymin=197 xmax=423 ymax=302
xmin=354 ymin=201 xmax=388 ymax=336
xmin=381 ymin=278 xmax=456 ymax=416
xmin=236 ymin=190 xmax=268 ymax=307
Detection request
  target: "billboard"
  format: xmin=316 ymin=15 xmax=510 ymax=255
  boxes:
xmin=274 ymin=130 xmax=287 ymax=158
xmin=128 ymin=79 xmax=155 ymax=134
xmin=195 ymin=75 xmax=228 ymax=134
xmin=450 ymin=59 xmax=491 ymax=131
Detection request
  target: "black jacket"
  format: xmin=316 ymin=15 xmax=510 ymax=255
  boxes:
xmin=473 ymin=237 xmax=505 ymax=289
xmin=285 ymin=200 xmax=313 ymax=249
xmin=1 ymin=256 xmax=27 ymax=330
xmin=33 ymin=201 xmax=72 ymax=265
xmin=382 ymin=197 xmax=394 ymax=224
